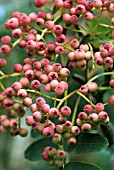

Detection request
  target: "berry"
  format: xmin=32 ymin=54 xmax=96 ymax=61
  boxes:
xmin=71 ymin=126 xmax=80 ymax=136
xmin=33 ymin=111 xmax=42 ymax=122
xmin=109 ymin=95 xmax=114 ymax=104
xmin=55 ymin=85 xmax=65 ymax=95
xmin=87 ymin=82 xmax=98 ymax=92
xmin=52 ymin=133 xmax=62 ymax=144
xmin=41 ymin=104 xmax=50 ymax=113
xmin=43 ymin=127 xmax=54 ymax=137
xmin=81 ymin=123 xmax=91 ymax=132
xmin=34 ymin=0 xmax=46 ymax=7
xmin=36 ymin=97 xmax=46 ymax=107
xmin=49 ymin=108 xmax=59 ymax=118
xmin=57 ymin=150 xmax=66 ymax=159
xmin=1 ymin=35 xmax=11 ymax=44
xmin=60 ymin=106 xmax=71 ymax=117
xmin=23 ymin=97 xmax=32 ymax=107
xmin=19 ymin=128 xmax=28 ymax=137
xmin=67 ymin=137 xmax=77 ymax=145
xmin=95 ymin=103 xmax=104 ymax=112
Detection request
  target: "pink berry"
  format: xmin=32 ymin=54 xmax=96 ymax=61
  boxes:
xmin=81 ymin=123 xmax=91 ymax=132
xmin=20 ymin=77 xmax=30 ymax=87
xmin=45 ymin=21 xmax=54 ymax=30
xmin=74 ymin=49 xmax=85 ymax=60
xmin=25 ymin=70 xmax=34 ymax=80
xmin=48 ymin=72 xmax=58 ymax=81
xmin=34 ymin=0 xmax=46 ymax=7
xmin=5 ymin=87 xmax=15 ymax=97
xmin=55 ymin=46 xmax=64 ymax=55
xmin=44 ymin=65 xmax=53 ymax=73
xmin=55 ymin=125 xmax=63 ymax=134
xmin=40 ymin=74 xmax=49 ymax=84
xmin=52 ymin=133 xmax=62 ymax=144
xmin=0 ymin=58 xmax=7 ymax=68
xmin=70 ymin=39 xmax=79 ymax=49
xmin=29 ymin=12 xmax=38 ymax=21
xmin=41 ymin=104 xmax=50 ymax=113
xmin=55 ymin=0 xmax=63 ymax=8
xmin=23 ymin=97 xmax=32 ymax=107
xmin=78 ymin=112 xmax=87 ymax=120
xmin=79 ymin=85 xmax=88 ymax=94
xmin=36 ymin=97 xmax=46 ymax=107
xmin=1 ymin=35 xmax=11 ymax=44
xmin=75 ymin=5 xmax=86 ymax=14
xmin=87 ymin=82 xmax=98 ymax=92
xmin=57 ymin=150 xmax=66 ymax=159
xmin=36 ymin=18 xmax=45 ymax=26
xmin=50 ymin=80 xmax=59 ymax=89
xmin=49 ymin=108 xmax=59 ymax=118
xmin=17 ymin=89 xmax=27 ymax=98
xmin=14 ymin=64 xmax=23 ymax=73
xmin=67 ymin=137 xmax=77 ymax=145
xmin=84 ymin=11 xmax=94 ymax=21
xmin=43 ymin=127 xmax=54 ymax=137
xmin=95 ymin=103 xmax=104 ymax=112
xmin=1 ymin=44 xmax=11 ymax=56
xmin=110 ymin=79 xmax=114 ymax=88
xmin=53 ymin=63 xmax=62 ymax=72
xmin=12 ymin=28 xmax=22 ymax=38
xmin=18 ymin=40 xmax=26 ymax=48
xmin=2 ymin=119 xmax=10 ymax=128
xmin=90 ymin=113 xmax=98 ymax=122
xmin=33 ymin=111 xmax=42 ymax=122
xmin=10 ymin=119 xmax=18 ymax=128
xmin=60 ymin=68 xmax=70 ymax=77
xmin=60 ymin=106 xmax=71 ymax=117
xmin=71 ymin=126 xmax=80 ymax=136
xmin=109 ymin=95 xmax=114 ymax=104
xmin=55 ymin=85 xmax=64 ymax=95
xmin=83 ymin=104 xmax=93 ymax=114
xmin=69 ymin=15 xmax=78 ymax=23
xmin=56 ymin=34 xmax=66 ymax=43
xmin=31 ymin=80 xmax=41 ymax=89
xmin=98 ymin=111 xmax=108 ymax=120
xmin=53 ymin=25 xmax=63 ymax=35
xmin=44 ymin=83 xmax=52 ymax=92
xmin=93 ymin=0 xmax=102 ymax=8
xmin=63 ymin=121 xmax=72 ymax=130
xmin=26 ymin=116 xmax=35 ymax=126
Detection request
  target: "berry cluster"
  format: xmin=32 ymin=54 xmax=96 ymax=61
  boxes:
xmin=77 ymin=103 xmax=109 ymax=131
xmin=95 ymin=43 xmax=114 ymax=71
xmin=42 ymin=147 xmax=66 ymax=167
xmin=0 ymin=0 xmax=114 ymax=168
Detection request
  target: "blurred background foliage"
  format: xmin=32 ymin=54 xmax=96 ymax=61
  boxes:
xmin=0 ymin=0 xmax=114 ymax=170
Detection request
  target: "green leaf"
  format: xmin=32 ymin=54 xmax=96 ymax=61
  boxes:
xmin=69 ymin=150 xmax=111 ymax=170
xmin=64 ymin=162 xmax=101 ymax=170
xmin=80 ymin=34 xmax=90 ymax=44
xmin=44 ymin=33 xmax=55 ymax=44
xmin=67 ymin=133 xmax=108 ymax=154
xmin=25 ymin=138 xmax=57 ymax=161
xmin=42 ymin=7 xmax=52 ymax=13
xmin=103 ymin=90 xmax=114 ymax=103
xmin=66 ymin=22 xmax=72 ymax=27
xmin=53 ymin=6 xmax=59 ymax=14
xmin=61 ymin=53 xmax=68 ymax=67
